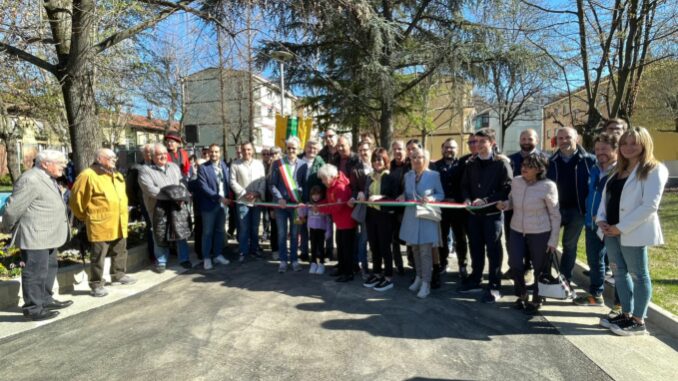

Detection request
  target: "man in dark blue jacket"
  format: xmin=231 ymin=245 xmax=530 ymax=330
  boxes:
xmin=574 ymin=132 xmax=618 ymax=306
xmin=197 ymin=144 xmax=232 ymax=270
xmin=546 ymin=127 xmax=596 ymax=283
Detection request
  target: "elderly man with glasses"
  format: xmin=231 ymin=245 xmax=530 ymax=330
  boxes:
xmin=269 ymin=136 xmax=307 ymax=272
xmin=2 ymin=150 xmax=72 ymax=320
xmin=70 ymin=148 xmax=136 ymax=297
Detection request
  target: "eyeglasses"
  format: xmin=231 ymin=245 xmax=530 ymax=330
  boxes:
xmin=106 ymin=155 xmax=118 ymax=161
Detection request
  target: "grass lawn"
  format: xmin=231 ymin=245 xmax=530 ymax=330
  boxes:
xmin=574 ymin=191 xmax=678 ymax=315
xmin=0 ymin=185 xmax=12 ymax=192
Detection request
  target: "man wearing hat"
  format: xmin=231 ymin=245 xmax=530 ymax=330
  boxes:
xmin=164 ymin=131 xmax=190 ymax=177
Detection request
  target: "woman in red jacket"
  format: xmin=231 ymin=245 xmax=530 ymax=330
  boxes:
xmin=315 ymin=164 xmax=357 ymax=282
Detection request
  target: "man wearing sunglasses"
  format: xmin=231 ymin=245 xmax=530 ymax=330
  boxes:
xmin=71 ymin=148 xmax=136 ymax=298
xmin=319 ymin=128 xmax=340 ymax=165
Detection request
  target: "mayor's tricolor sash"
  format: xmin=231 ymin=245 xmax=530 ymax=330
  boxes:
xmin=278 ymin=158 xmax=301 ymax=203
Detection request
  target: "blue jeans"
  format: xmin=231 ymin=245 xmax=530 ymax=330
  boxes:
xmin=559 ymin=207 xmax=585 ymax=280
xmin=276 ymin=208 xmax=298 ymax=263
xmin=467 ymin=213 xmax=504 ymax=290
xmin=202 ymin=206 xmax=226 ymax=259
xmin=604 ymin=236 xmax=652 ymax=318
xmin=237 ymin=204 xmax=261 ymax=257
xmin=354 ymin=223 xmax=368 ymax=271
xmin=585 ymin=226 xmax=606 ymax=296
xmin=154 ymin=240 xmax=189 ymax=266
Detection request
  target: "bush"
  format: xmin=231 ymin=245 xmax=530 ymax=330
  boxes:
xmin=0 ymin=174 xmax=13 ymax=186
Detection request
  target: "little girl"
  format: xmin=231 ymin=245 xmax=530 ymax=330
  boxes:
xmin=301 ymin=185 xmax=332 ymax=274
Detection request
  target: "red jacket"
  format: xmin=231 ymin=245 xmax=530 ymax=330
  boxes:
xmin=167 ymin=149 xmax=190 ymax=177
xmin=319 ymin=171 xmax=357 ymax=230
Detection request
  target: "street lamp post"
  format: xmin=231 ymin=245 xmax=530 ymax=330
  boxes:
xmin=270 ymin=51 xmax=294 ymax=116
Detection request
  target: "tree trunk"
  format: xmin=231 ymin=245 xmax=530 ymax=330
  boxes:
xmin=62 ymin=72 xmax=99 ymax=172
xmin=380 ymin=100 xmax=393 ymax=148
xmin=5 ymin=135 xmax=21 ymax=182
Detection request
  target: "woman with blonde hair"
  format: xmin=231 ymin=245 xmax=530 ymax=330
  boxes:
xmin=596 ymin=127 xmax=668 ymax=336
xmin=398 ymin=148 xmax=444 ymax=298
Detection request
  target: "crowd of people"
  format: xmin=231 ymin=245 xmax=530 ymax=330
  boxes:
xmin=1 ymin=121 xmax=668 ymax=338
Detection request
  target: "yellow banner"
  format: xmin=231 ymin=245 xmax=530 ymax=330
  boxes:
xmin=275 ymin=114 xmax=288 ymax=149
xmin=298 ymin=117 xmax=313 ymax=148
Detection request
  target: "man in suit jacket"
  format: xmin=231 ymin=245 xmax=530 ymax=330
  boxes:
xmin=2 ymin=150 xmax=72 ymax=321
xmin=269 ymin=136 xmax=307 ymax=273
xmin=197 ymin=143 xmax=231 ymax=270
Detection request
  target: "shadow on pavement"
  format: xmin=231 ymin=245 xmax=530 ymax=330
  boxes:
xmin=189 ymin=254 xmax=605 ymax=341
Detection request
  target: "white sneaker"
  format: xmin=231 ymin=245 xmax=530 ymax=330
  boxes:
xmin=203 ymin=258 xmax=213 ymax=270
xmin=278 ymin=262 xmax=288 ymax=273
xmin=214 ymin=255 xmax=230 ymax=265
xmin=417 ymin=282 xmax=431 ymax=299
xmin=292 ymin=261 xmax=302 ymax=272
xmin=409 ymin=276 xmax=423 ymax=292
xmin=309 ymin=263 xmax=318 ymax=274
xmin=316 ymin=264 xmax=325 ymax=275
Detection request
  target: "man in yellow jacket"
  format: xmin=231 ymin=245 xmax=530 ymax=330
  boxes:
xmin=70 ymin=148 xmax=136 ymax=297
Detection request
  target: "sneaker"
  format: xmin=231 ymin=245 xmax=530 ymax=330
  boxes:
xmin=316 ymin=264 xmax=325 ymax=275
xmin=363 ymin=274 xmax=381 ymax=288
xmin=409 ymin=276 xmax=423 ymax=292
xmin=481 ymin=289 xmax=501 ymax=303
xmin=91 ymin=287 xmax=108 ymax=297
xmin=292 ymin=261 xmax=302 ymax=272
xmin=513 ymin=297 xmax=527 ymax=310
xmin=457 ymin=281 xmax=482 ymax=293
xmin=214 ymin=255 xmax=230 ymax=265
xmin=272 ymin=251 xmax=279 ymax=260
xmin=611 ymin=319 xmax=648 ymax=336
xmin=573 ymin=294 xmax=604 ymax=306
xmin=239 ymin=254 xmax=245 ymax=263
xmin=374 ymin=278 xmax=394 ymax=292
xmin=524 ymin=302 xmax=541 ymax=315
xmin=608 ymin=304 xmax=622 ymax=318
xmin=179 ymin=261 xmax=193 ymax=269
xmin=278 ymin=262 xmax=288 ymax=273
xmin=114 ymin=275 xmax=137 ymax=285
xmin=203 ymin=258 xmax=213 ymax=270
xmin=153 ymin=264 xmax=166 ymax=274
xmin=309 ymin=263 xmax=318 ymax=274
xmin=417 ymin=282 xmax=431 ymax=298
xmin=600 ymin=313 xmax=629 ymax=329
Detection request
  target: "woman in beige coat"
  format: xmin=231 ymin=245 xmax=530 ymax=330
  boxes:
xmin=498 ymin=154 xmax=561 ymax=314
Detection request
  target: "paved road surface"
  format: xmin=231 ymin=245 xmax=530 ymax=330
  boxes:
xmin=0 ymin=259 xmax=613 ymax=381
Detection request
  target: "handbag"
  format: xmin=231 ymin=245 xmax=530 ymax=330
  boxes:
xmin=351 ymin=203 xmax=367 ymax=224
xmin=415 ymin=203 xmax=442 ymax=222
xmin=538 ymin=249 xmax=573 ymax=300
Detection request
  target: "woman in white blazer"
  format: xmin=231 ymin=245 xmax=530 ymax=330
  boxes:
xmin=596 ymin=127 xmax=668 ymax=336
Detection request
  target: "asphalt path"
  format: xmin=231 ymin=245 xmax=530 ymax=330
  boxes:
xmin=0 ymin=259 xmax=612 ymax=381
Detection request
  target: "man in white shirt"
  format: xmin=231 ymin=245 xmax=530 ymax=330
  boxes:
xmin=230 ymin=142 xmax=267 ymax=262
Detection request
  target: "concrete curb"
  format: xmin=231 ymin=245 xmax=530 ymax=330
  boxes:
xmin=0 ymin=244 xmax=150 ymax=309
xmin=572 ymin=258 xmax=678 ymax=339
